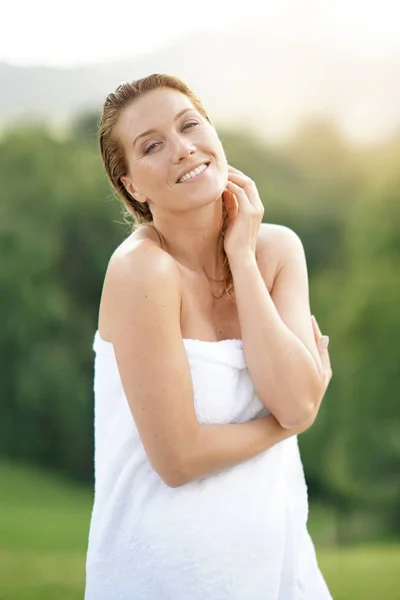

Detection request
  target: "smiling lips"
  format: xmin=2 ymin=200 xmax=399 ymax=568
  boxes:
xmin=176 ymin=162 xmax=209 ymax=183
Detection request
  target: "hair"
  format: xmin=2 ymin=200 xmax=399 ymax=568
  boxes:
xmin=98 ymin=73 xmax=233 ymax=299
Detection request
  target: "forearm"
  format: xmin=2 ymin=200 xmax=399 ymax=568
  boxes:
xmin=230 ymin=253 xmax=322 ymax=428
xmin=177 ymin=414 xmax=293 ymax=486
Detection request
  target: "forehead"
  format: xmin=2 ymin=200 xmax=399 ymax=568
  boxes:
xmin=117 ymin=88 xmax=197 ymax=142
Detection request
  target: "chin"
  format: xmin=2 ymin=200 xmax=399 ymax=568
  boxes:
xmin=177 ymin=162 xmax=227 ymax=207
xmin=203 ymin=177 xmax=226 ymax=204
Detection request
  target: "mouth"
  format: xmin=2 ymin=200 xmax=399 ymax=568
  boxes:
xmin=176 ymin=161 xmax=210 ymax=184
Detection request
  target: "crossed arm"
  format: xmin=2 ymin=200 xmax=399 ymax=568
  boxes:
xmin=231 ymin=223 xmax=325 ymax=429
xmin=102 ymin=225 xmax=325 ymax=487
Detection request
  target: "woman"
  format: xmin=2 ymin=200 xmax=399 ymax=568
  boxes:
xmin=85 ymin=74 xmax=333 ymax=599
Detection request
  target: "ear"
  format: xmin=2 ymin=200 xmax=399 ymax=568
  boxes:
xmin=120 ymin=176 xmax=148 ymax=204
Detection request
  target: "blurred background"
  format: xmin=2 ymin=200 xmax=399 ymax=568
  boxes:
xmin=1 ymin=0 xmax=400 ymax=598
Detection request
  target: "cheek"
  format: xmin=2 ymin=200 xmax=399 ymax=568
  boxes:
xmin=215 ymin=138 xmax=228 ymax=169
xmin=211 ymin=132 xmax=227 ymax=160
xmin=219 ymin=141 xmax=228 ymax=163
xmin=131 ymin=159 xmax=163 ymax=194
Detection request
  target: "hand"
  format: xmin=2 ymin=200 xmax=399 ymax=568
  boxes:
xmin=293 ymin=315 xmax=332 ymax=434
xmin=222 ymin=165 xmax=264 ymax=260
xmin=311 ymin=314 xmax=332 ymax=394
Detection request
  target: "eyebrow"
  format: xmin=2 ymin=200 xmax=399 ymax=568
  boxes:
xmin=133 ymin=108 xmax=195 ymax=147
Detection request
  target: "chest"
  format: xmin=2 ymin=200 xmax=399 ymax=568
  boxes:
xmin=181 ymin=283 xmax=239 ymax=341
xmin=179 ymin=260 xmax=276 ymax=342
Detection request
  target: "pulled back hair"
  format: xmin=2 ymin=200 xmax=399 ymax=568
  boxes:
xmin=98 ymin=73 xmax=233 ymax=299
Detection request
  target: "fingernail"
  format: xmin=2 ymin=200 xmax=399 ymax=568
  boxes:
xmin=319 ymin=335 xmax=329 ymax=348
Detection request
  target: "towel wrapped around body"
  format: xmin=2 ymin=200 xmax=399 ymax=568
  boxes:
xmin=85 ymin=332 xmax=332 ymax=600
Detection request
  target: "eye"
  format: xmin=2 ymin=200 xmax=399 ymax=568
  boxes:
xmin=183 ymin=120 xmax=199 ymax=130
xmin=143 ymin=142 xmax=161 ymax=155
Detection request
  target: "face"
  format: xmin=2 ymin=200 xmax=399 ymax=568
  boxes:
xmin=116 ymin=88 xmax=228 ymax=216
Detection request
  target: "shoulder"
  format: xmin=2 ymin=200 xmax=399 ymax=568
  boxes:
xmin=99 ymin=234 xmax=181 ymax=338
xmin=110 ymin=234 xmax=178 ymax=281
xmin=257 ymin=222 xmax=304 ymax=255
xmin=256 ymin=223 xmax=305 ymax=282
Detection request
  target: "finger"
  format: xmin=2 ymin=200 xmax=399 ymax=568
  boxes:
xmin=226 ymin=177 xmax=263 ymax=212
xmin=227 ymin=171 xmax=264 ymax=210
xmin=322 ymin=355 xmax=332 ymax=384
xmin=311 ymin=316 xmax=321 ymax=342
xmin=318 ymin=338 xmax=332 ymax=379
xmin=222 ymin=191 xmax=237 ymax=208
xmin=312 ymin=328 xmax=322 ymax=353
xmin=227 ymin=170 xmax=251 ymax=186
xmin=227 ymin=165 xmax=244 ymax=174
xmin=311 ymin=314 xmax=323 ymax=338
xmin=319 ymin=335 xmax=329 ymax=350
xmin=222 ymin=187 xmax=237 ymax=201
xmin=312 ymin=318 xmax=328 ymax=376
xmin=225 ymin=180 xmax=251 ymax=208
xmin=311 ymin=315 xmax=330 ymax=371
xmin=222 ymin=189 xmax=238 ymax=220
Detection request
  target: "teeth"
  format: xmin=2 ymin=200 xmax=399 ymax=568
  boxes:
xmin=178 ymin=163 xmax=207 ymax=183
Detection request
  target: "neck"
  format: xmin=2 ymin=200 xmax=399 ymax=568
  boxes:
xmin=150 ymin=197 xmax=225 ymax=280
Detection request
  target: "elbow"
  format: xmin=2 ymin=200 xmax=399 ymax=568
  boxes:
xmin=159 ymin=455 xmax=192 ymax=489
xmin=275 ymin=401 xmax=315 ymax=430
xmin=162 ymin=469 xmax=188 ymax=488
xmin=154 ymin=429 xmax=200 ymax=488
xmin=275 ymin=375 xmax=324 ymax=430
xmin=163 ymin=476 xmax=185 ymax=489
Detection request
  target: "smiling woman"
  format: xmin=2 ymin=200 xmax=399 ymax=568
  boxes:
xmin=85 ymin=73 xmax=333 ymax=600
xmin=99 ymin=74 xmax=234 ymax=297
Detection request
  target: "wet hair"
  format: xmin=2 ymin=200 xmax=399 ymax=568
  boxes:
xmin=98 ymin=73 xmax=233 ymax=299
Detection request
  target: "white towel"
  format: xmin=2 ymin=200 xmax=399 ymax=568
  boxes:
xmin=85 ymin=332 xmax=332 ymax=600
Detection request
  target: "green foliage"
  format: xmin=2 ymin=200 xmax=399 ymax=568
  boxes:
xmin=1 ymin=115 xmax=399 ymax=541
xmin=0 ymin=124 xmax=125 ymax=480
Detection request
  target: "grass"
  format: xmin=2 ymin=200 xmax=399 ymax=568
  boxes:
xmin=1 ymin=459 xmax=400 ymax=600
xmin=320 ymin=545 xmax=400 ymax=600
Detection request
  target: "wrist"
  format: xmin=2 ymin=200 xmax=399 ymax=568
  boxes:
xmin=260 ymin=414 xmax=294 ymax=449
xmin=226 ymin=249 xmax=257 ymax=271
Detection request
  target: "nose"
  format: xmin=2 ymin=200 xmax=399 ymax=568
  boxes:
xmin=170 ymin=132 xmax=196 ymax=163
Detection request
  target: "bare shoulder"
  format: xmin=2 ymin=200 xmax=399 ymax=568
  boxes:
xmin=111 ymin=231 xmax=175 ymax=276
xmin=256 ymin=223 xmax=305 ymax=280
xmin=257 ymin=222 xmax=303 ymax=256
xmin=99 ymin=232 xmax=181 ymax=341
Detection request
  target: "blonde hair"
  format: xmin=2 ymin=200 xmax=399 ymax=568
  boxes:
xmin=98 ymin=73 xmax=233 ymax=299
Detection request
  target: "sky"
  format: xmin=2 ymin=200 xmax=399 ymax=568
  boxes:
xmin=2 ymin=0 xmax=400 ymax=67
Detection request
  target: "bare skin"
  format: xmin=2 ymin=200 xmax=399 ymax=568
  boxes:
xmin=99 ymin=221 xmax=277 ymax=343
xmin=98 ymin=87 xmax=332 ymax=486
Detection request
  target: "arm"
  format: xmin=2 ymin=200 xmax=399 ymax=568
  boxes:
xmin=192 ymin=310 xmax=335 ymax=487
xmin=101 ymin=239 xmax=302 ymax=488
xmin=223 ymin=166 xmax=325 ymax=429
xmin=183 ymin=413 xmax=304 ymax=485
xmin=230 ymin=224 xmax=324 ymax=429
xmin=230 ymin=226 xmax=322 ymax=428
